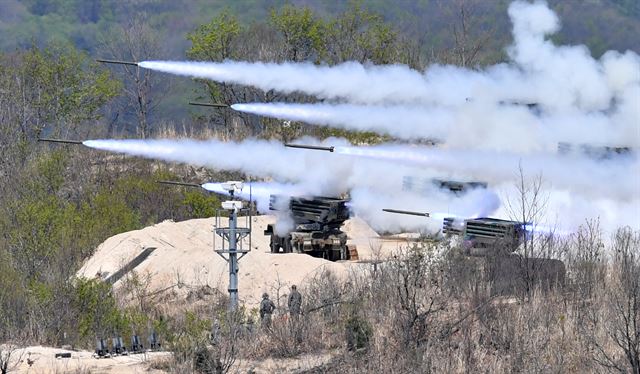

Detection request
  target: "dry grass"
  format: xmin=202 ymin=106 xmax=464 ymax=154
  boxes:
xmin=109 ymin=226 xmax=638 ymax=373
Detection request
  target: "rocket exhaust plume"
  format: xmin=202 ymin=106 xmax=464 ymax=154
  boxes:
xmin=137 ymin=59 xmax=434 ymax=105
xmin=201 ymin=181 xmax=304 ymax=213
xmin=80 ymin=137 xmax=504 ymax=231
xmin=233 ymin=102 xmax=449 ymax=144
xmin=136 ymin=1 xmax=638 ymax=152
xmin=96 ymin=59 xmax=139 ymax=66
xmin=82 ymin=138 xmax=319 ymax=182
xmin=79 ymin=136 xmax=639 ymax=234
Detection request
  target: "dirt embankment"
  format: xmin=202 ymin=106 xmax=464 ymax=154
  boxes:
xmin=77 ymin=215 xmax=407 ymax=308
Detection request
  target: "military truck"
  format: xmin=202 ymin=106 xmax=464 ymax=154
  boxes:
xmin=264 ymin=195 xmax=357 ymax=261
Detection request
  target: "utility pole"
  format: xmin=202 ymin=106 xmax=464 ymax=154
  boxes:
xmin=214 ymin=181 xmax=251 ymax=310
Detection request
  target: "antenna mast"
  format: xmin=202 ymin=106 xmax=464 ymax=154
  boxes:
xmin=214 ymin=181 xmax=251 ymax=311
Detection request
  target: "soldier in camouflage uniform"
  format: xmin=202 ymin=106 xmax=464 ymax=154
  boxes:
xmin=287 ymin=285 xmax=302 ymax=319
xmin=260 ymin=293 xmax=276 ymax=329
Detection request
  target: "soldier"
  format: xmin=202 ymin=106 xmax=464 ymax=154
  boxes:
xmin=210 ymin=318 xmax=220 ymax=345
xmin=260 ymin=293 xmax=276 ymax=329
xmin=288 ymin=285 xmax=302 ymax=319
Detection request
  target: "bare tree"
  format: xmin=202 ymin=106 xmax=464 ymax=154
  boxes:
xmin=504 ymin=164 xmax=566 ymax=299
xmin=566 ymin=219 xmax=606 ymax=301
xmin=599 ymin=228 xmax=640 ymax=372
xmin=0 ymin=343 xmax=25 ymax=374
xmin=100 ymin=18 xmax=169 ymax=138
xmin=436 ymin=0 xmax=495 ymax=67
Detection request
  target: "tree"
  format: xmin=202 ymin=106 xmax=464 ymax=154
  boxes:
xmin=187 ymin=9 xmax=242 ymax=62
xmin=504 ymin=165 xmax=565 ymax=299
xmin=0 ymin=344 xmax=25 ymax=374
xmin=326 ymin=4 xmax=401 ymax=65
xmin=0 ymin=43 xmax=119 ymax=190
xmin=602 ymin=228 xmax=640 ymax=372
xmin=449 ymin=0 xmax=494 ymax=67
xmin=13 ymin=43 xmax=120 ymax=139
xmin=185 ymin=4 xmax=414 ymax=140
xmin=270 ymin=5 xmax=327 ymax=62
xmin=187 ymin=10 xmax=264 ymax=138
xmin=100 ymin=19 xmax=168 ymax=138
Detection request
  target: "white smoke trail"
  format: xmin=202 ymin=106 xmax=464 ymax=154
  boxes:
xmin=138 ymin=59 xmax=437 ymax=105
xmin=83 ymin=138 xmax=314 ymax=183
xmin=137 ymin=0 xmax=639 ymax=154
xmin=231 ymin=102 xmax=450 ymax=143
xmin=232 ymin=100 xmax=639 ymax=151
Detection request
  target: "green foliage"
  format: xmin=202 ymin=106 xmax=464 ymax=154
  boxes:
xmin=35 ymin=150 xmax=67 ymax=192
xmin=327 ymin=3 xmax=401 ymax=64
xmin=1 ymin=43 xmax=121 ymax=140
xmin=169 ymin=311 xmax=212 ymax=364
xmin=182 ymin=190 xmax=220 ymax=219
xmin=78 ymin=189 xmax=140 ymax=249
xmin=316 ymin=127 xmax=391 ymax=145
xmin=74 ymin=277 xmax=123 ymax=339
xmin=270 ymin=5 xmax=328 ymax=62
xmin=345 ymin=313 xmax=373 ymax=351
xmin=0 ymin=248 xmax=27 ymax=337
xmin=187 ymin=9 xmax=242 ymax=61
xmin=21 ymin=43 xmax=120 ymax=129
xmin=0 ymin=148 xmax=230 ymax=344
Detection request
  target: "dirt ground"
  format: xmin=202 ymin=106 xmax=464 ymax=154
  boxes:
xmin=7 ymin=345 xmax=169 ymax=373
xmin=7 ymin=345 xmax=337 ymax=373
xmin=77 ymin=215 xmax=408 ymax=307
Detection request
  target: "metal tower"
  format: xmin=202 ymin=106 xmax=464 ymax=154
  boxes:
xmin=213 ymin=181 xmax=252 ymax=310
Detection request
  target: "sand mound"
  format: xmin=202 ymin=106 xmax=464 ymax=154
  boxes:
xmin=78 ymin=215 xmax=405 ymax=306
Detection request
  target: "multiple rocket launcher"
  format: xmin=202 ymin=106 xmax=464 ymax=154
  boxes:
xmin=284 ymin=141 xmax=530 ymax=252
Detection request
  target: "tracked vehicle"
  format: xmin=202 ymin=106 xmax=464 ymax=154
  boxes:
xmin=443 ymin=217 xmax=529 ymax=256
xmin=384 ymin=209 xmax=565 ymax=294
xmin=264 ymin=195 xmax=357 ymax=261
